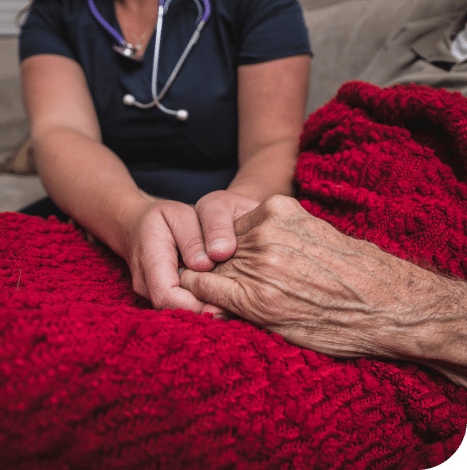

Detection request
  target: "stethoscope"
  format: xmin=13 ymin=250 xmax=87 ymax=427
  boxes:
xmin=87 ymin=0 xmax=211 ymax=120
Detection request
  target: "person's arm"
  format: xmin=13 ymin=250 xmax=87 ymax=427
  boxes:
xmin=22 ymin=54 xmax=215 ymax=311
xmin=180 ymin=195 xmax=467 ymax=389
xmin=22 ymin=55 xmax=142 ymax=254
xmin=231 ymin=54 xmax=310 ymax=200
xmin=194 ymin=55 xmax=310 ymax=264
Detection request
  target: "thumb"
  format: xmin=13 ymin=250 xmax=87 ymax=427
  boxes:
xmin=196 ymin=206 xmax=237 ymax=263
xmin=179 ymin=268 xmax=239 ymax=314
xmin=196 ymin=192 xmax=259 ymax=263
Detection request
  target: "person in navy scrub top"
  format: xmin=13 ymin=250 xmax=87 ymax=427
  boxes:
xmin=19 ymin=0 xmax=311 ymax=313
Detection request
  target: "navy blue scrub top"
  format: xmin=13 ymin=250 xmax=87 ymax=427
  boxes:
xmin=20 ymin=0 xmax=311 ymax=203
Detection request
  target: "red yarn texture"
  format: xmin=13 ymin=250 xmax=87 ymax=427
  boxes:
xmin=1 ymin=82 xmax=467 ymax=469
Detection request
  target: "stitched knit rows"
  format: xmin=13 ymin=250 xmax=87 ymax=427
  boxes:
xmin=1 ymin=82 xmax=467 ymax=469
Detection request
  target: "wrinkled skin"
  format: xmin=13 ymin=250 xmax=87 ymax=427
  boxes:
xmin=180 ymin=195 xmax=467 ymax=380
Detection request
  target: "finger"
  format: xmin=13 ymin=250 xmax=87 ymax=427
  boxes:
xmin=161 ymin=205 xmax=215 ymax=272
xmin=196 ymin=200 xmax=238 ymax=263
xmin=179 ymin=269 xmax=240 ymax=314
xmin=144 ymin=257 xmax=206 ymax=313
xmin=177 ymin=268 xmax=229 ymax=317
xmin=233 ymin=195 xmax=304 ymax=236
xmin=140 ymin=217 xmax=206 ymax=313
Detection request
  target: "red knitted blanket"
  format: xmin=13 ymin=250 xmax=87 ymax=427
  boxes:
xmin=1 ymin=82 xmax=467 ymax=469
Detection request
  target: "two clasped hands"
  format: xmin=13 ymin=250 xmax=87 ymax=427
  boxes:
xmin=126 ymin=190 xmax=467 ymax=388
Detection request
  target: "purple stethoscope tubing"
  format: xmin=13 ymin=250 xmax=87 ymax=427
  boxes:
xmin=87 ymin=0 xmax=212 ymax=120
xmin=87 ymin=0 xmax=210 ymax=45
xmin=87 ymin=0 xmax=125 ymax=45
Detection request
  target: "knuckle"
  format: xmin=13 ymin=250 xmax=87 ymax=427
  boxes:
xmin=204 ymin=221 xmax=232 ymax=238
xmin=179 ymin=273 xmax=205 ymax=302
xmin=150 ymin=292 xmax=174 ymax=311
xmin=262 ymin=195 xmax=300 ymax=216
xmin=161 ymin=200 xmax=195 ymax=220
xmin=194 ymin=192 xmax=212 ymax=210
xmin=249 ymin=219 xmax=279 ymax=242
xmin=195 ymin=190 xmax=224 ymax=211
xmin=194 ymin=275 xmax=209 ymax=296
xmin=264 ymin=252 xmax=284 ymax=268
xmin=181 ymin=235 xmax=205 ymax=254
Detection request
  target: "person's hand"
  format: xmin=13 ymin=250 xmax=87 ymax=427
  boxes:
xmin=180 ymin=195 xmax=441 ymax=361
xmin=125 ymin=191 xmax=259 ymax=314
xmin=195 ymin=190 xmax=260 ymax=262
xmin=125 ymin=199 xmax=217 ymax=312
xmin=192 ymin=189 xmax=260 ymax=315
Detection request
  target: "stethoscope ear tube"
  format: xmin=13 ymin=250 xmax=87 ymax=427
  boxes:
xmin=87 ymin=0 xmax=211 ymax=121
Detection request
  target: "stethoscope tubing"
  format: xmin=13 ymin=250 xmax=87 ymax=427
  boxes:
xmin=87 ymin=0 xmax=211 ymax=120
xmin=152 ymin=6 xmax=206 ymax=103
xmin=88 ymin=0 xmax=125 ymax=46
xmin=87 ymin=0 xmax=210 ymax=47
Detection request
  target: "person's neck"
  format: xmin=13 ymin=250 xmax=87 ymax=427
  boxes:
xmin=115 ymin=0 xmax=158 ymax=15
xmin=114 ymin=0 xmax=159 ymax=58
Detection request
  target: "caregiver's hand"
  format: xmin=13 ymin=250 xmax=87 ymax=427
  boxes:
xmin=125 ymin=191 xmax=259 ymax=313
xmin=180 ymin=196 xmax=467 ymax=388
xmin=126 ymin=198 xmax=214 ymax=312
xmin=195 ymin=190 xmax=260 ymax=262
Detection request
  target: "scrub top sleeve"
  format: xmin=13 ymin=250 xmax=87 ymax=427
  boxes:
xmin=236 ymin=0 xmax=311 ymax=66
xmin=19 ymin=0 xmax=76 ymax=62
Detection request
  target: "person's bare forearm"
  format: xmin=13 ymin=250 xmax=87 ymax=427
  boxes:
xmin=227 ymin=140 xmax=297 ymax=201
xmin=294 ymin=232 xmax=467 ymax=388
xmin=232 ymin=56 xmax=309 ymax=202
xmin=382 ymin=265 xmax=467 ymax=388
xmin=33 ymin=126 xmax=153 ymax=259
xmin=294 ymin=231 xmax=467 ymax=388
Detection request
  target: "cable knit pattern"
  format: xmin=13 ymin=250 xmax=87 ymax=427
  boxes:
xmin=296 ymin=81 xmax=467 ymax=277
xmin=1 ymin=82 xmax=467 ymax=469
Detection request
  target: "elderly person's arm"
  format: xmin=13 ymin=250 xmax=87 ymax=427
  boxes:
xmin=180 ymin=196 xmax=467 ymax=389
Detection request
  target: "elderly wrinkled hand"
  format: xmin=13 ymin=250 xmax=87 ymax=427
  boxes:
xmin=180 ymin=195 xmax=448 ymax=362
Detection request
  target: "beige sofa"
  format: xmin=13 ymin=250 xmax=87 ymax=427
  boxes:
xmin=1 ymin=0 xmax=467 ymax=175
xmin=0 ymin=36 xmax=26 ymax=164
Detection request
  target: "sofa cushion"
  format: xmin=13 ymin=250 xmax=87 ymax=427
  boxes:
xmin=0 ymin=75 xmax=28 ymax=160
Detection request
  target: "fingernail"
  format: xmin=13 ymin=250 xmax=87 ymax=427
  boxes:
xmin=194 ymin=251 xmax=209 ymax=263
xmin=207 ymin=238 xmax=230 ymax=256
